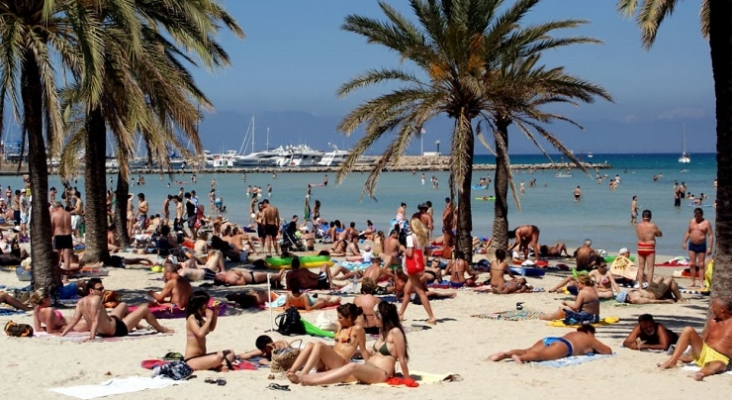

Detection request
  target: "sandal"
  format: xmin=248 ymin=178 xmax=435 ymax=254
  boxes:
xmin=217 ymin=378 xmax=227 ymax=386
xmin=204 ymin=377 xmax=217 ymax=384
xmin=267 ymin=383 xmax=291 ymax=391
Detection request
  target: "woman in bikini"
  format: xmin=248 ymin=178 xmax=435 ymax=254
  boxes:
xmin=540 ymin=274 xmax=601 ymax=323
xmin=286 ymin=304 xmax=368 ymax=380
xmin=183 ymin=290 xmax=236 ymax=371
xmin=284 ymin=279 xmax=341 ymax=311
xmin=290 ymin=302 xmax=410 ymax=386
xmin=488 ymin=325 xmax=612 ymax=363
xmin=548 ymin=260 xmax=620 ymax=299
xmin=372 ymin=231 xmax=385 ymax=256
xmin=30 ymin=289 xmax=79 ymax=334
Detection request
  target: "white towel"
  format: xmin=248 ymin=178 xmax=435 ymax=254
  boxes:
xmin=681 ymin=364 xmax=732 ymax=375
xmin=48 ymin=376 xmax=185 ymax=399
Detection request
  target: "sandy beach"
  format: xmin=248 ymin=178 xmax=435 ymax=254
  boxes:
xmin=0 ymin=244 xmax=725 ymax=400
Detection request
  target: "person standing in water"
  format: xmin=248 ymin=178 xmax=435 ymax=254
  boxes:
xmin=630 ymin=195 xmax=639 ymax=224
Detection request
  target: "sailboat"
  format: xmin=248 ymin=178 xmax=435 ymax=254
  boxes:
xmin=678 ymin=124 xmax=691 ymax=163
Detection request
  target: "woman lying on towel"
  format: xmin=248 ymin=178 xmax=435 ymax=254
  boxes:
xmin=30 ymin=289 xmax=87 ymax=334
xmin=540 ymin=275 xmax=600 ymax=324
xmin=548 ymin=260 xmax=620 ymax=299
xmin=284 ymin=279 xmax=341 ymax=311
xmin=286 ymin=304 xmax=369 ymax=381
xmin=184 ymin=290 xmax=237 ymax=371
xmin=288 ymin=302 xmax=411 ymax=386
xmin=488 ymin=325 xmax=612 ymax=363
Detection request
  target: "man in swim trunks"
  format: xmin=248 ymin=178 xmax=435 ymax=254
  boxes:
xmin=636 ymin=209 xmax=662 ymax=287
xmin=379 ymin=229 xmax=402 ymax=269
xmin=51 ymin=201 xmax=73 ymax=282
xmin=658 ymin=297 xmax=732 ymax=381
xmin=488 ymin=325 xmax=611 ymax=363
xmin=630 ymin=195 xmax=638 ymax=224
xmin=362 ymin=256 xmax=396 ymax=284
xmin=615 ymin=276 xmax=686 ymax=304
xmin=61 ymin=278 xmax=173 ymax=340
xmin=148 ymin=263 xmax=193 ymax=309
xmin=574 ymin=239 xmax=599 ymax=272
xmin=286 ymin=256 xmax=340 ymax=291
xmin=682 ymin=207 xmax=714 ymax=288
xmin=213 ymin=268 xmax=285 ymax=287
xmin=507 ymin=225 xmax=540 ymax=261
xmin=623 ymin=314 xmax=678 ymax=351
xmin=261 ymin=199 xmax=280 ymax=256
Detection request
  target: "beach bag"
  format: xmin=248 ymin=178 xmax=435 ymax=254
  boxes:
xmin=4 ymin=320 xmax=33 ymax=337
xmin=275 ymin=306 xmax=305 ymax=336
xmin=154 ymin=360 xmax=194 ymax=381
xmin=270 ymin=339 xmax=302 ymax=373
xmin=315 ymin=312 xmax=338 ymax=332
xmin=404 ymin=236 xmax=425 ymax=275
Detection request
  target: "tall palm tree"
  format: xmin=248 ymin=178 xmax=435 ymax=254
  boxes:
xmin=337 ymin=0 xmax=548 ymax=260
xmin=617 ymin=1 xmax=731 ymax=302
xmin=476 ymin=24 xmax=612 ymax=253
xmin=0 ymin=1 xmax=81 ymax=292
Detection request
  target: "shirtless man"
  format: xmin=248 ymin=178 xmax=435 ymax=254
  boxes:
xmin=362 ymin=256 xmax=395 ymax=283
xmin=395 ymin=202 xmax=406 ymax=224
xmin=261 ymin=199 xmax=280 ymax=256
xmin=489 ymin=249 xmax=515 ymax=288
xmin=71 ymin=191 xmax=84 ymax=238
xmin=148 ymin=263 xmax=193 ymax=309
xmin=445 ymin=251 xmax=475 ymax=288
xmin=213 ymin=268 xmax=285 ymax=286
xmin=50 ymin=202 xmax=73 ymax=279
xmin=172 ymin=195 xmax=184 ymax=231
xmin=222 ymin=226 xmax=248 ymax=261
xmin=658 ymin=297 xmax=732 ymax=381
xmin=682 ymin=208 xmax=714 ymax=287
xmin=630 ymin=195 xmax=639 ymax=224
xmin=573 ymin=186 xmax=582 ymax=201
xmin=508 ymin=225 xmax=541 ymax=261
xmin=574 ymin=239 xmax=599 ymax=272
xmin=162 ymin=195 xmax=172 ymax=226
xmin=636 ymin=209 xmax=662 ymax=286
xmin=441 ymin=197 xmax=454 ymax=234
xmin=379 ymin=229 xmax=402 ymax=268
xmin=61 ymin=278 xmax=172 ymax=340
xmin=175 ymin=250 xmax=226 ymax=281
xmin=615 ymin=276 xmax=685 ymax=305
xmin=540 ymin=242 xmax=569 ymax=258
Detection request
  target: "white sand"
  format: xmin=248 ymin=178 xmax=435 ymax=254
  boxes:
xmin=0 ymin=250 xmax=725 ymax=400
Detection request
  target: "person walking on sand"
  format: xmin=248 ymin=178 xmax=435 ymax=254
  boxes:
xmin=636 ymin=210 xmax=662 ymax=287
xmin=630 ymin=195 xmax=639 ymax=224
xmin=682 ymin=207 xmax=714 ymax=288
xmin=398 ymin=218 xmax=436 ymax=325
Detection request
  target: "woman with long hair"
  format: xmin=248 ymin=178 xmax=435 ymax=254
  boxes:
xmin=398 ymin=218 xmax=437 ymax=324
xmin=290 ymin=302 xmax=410 ymax=386
xmin=286 ymin=304 xmax=369 ymax=381
xmin=373 ymin=230 xmax=385 ymax=256
xmin=540 ymin=274 xmax=601 ymax=324
xmin=183 ymin=290 xmax=236 ymax=371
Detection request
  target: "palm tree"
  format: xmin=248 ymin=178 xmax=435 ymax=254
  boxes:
xmin=617 ymin=1 xmax=731 ymax=302
xmin=476 ymin=27 xmax=612 ymax=253
xmin=0 ymin=1 xmax=78 ymax=292
xmin=337 ymin=0 xmax=542 ymax=260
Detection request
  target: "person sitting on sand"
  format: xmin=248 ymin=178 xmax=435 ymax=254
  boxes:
xmin=615 ymin=276 xmax=686 ymax=305
xmin=238 ymin=335 xmax=290 ymax=365
xmin=623 ymin=314 xmax=679 ymax=351
xmin=549 ymin=260 xmax=619 ymax=299
xmin=329 ymin=237 xmax=347 ymax=257
xmin=344 ymin=235 xmax=362 ymax=261
xmin=445 ymin=250 xmax=476 ymax=288
xmin=183 ymin=290 xmax=236 ymax=371
xmin=285 ymin=279 xmax=341 ymax=311
xmin=658 ymin=297 xmax=732 ymax=381
xmin=30 ymin=289 xmax=73 ymax=334
xmin=424 ymin=258 xmax=443 ymax=284
xmin=0 ymin=290 xmax=32 ymax=311
xmin=286 ymin=256 xmax=340 ymax=291
xmin=148 ymin=263 xmax=193 ymax=310
xmin=361 ymin=256 xmax=395 ymax=285
xmin=489 ymin=249 xmax=515 ymax=288
xmin=492 ymin=277 xmax=532 ymax=294
xmin=107 ymin=225 xmax=121 ymax=253
xmin=539 ymin=242 xmax=569 ymax=258
xmin=61 ymin=278 xmax=173 ymax=339
xmin=541 ymin=274 xmax=600 ymax=324
xmin=355 ymin=279 xmax=383 ymax=334
xmin=379 ymin=228 xmax=402 ymax=268
xmin=287 ymin=304 xmax=369 ymax=380
xmin=289 ymin=302 xmax=411 ymax=386
xmin=574 ymin=239 xmax=600 ymax=272
xmin=609 ymin=247 xmax=638 ymax=285
xmin=488 ymin=325 xmax=611 ymax=363
xmin=214 ymin=268 xmax=285 ymax=287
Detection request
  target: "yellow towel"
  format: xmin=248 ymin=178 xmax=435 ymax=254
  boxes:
xmin=546 ymin=316 xmax=620 ymax=328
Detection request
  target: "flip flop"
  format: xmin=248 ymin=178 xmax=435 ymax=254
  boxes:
xmin=217 ymin=378 xmax=227 ymax=386
xmin=267 ymin=383 xmax=291 ymax=391
xmin=204 ymin=377 xmax=217 ymax=384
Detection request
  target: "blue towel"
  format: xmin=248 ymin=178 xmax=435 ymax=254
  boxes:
xmin=530 ymin=353 xmax=614 ymax=367
xmin=0 ymin=308 xmax=26 ymax=316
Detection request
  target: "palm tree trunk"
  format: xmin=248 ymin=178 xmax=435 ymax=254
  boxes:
xmin=491 ymin=119 xmax=510 ymax=254
xmin=21 ymin=53 xmax=53 ymax=292
xmin=453 ymin=117 xmax=475 ymax=262
xmin=709 ymin=2 xmax=732 ymax=303
xmin=81 ymin=108 xmax=111 ymax=264
xmin=114 ymin=173 xmax=131 ymax=248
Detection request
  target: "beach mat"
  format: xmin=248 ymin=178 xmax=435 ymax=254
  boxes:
xmin=36 ymin=329 xmax=172 ymax=342
xmin=47 ymin=376 xmax=185 ymax=399
xmin=473 ymin=286 xmax=545 ymax=293
xmin=0 ymin=307 xmax=27 ymax=316
xmin=132 ymin=299 xmax=227 ymax=319
xmin=682 ymin=364 xmax=732 ymax=375
xmin=472 ymin=310 xmax=542 ymax=321
xmin=141 ymin=359 xmax=259 ymax=371
xmin=332 ymin=370 xmax=460 ymax=387
xmin=529 ymin=353 xmax=615 ymax=368
xmin=546 ymin=316 xmax=620 ymax=328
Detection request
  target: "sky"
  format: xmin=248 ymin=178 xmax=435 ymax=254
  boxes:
xmin=5 ymin=0 xmax=714 ymax=156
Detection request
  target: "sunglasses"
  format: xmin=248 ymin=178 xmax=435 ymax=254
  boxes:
xmin=93 ymin=287 xmax=105 ymax=291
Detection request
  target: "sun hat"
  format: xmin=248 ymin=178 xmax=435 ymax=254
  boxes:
xmin=619 ymin=247 xmax=629 ymax=254
xmin=615 ymin=291 xmax=629 ymax=303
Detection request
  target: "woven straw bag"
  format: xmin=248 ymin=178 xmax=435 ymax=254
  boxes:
xmin=270 ymin=339 xmax=302 ymax=373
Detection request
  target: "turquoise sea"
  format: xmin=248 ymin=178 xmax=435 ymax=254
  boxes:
xmin=0 ymin=152 xmax=717 ymax=259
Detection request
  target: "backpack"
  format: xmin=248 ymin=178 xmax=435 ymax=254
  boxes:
xmin=153 ymin=360 xmax=194 ymax=381
xmin=275 ymin=307 xmax=305 ymax=336
xmin=4 ymin=320 xmax=33 ymax=337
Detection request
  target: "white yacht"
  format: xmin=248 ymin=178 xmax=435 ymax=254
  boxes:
xmin=678 ymin=124 xmax=690 ymax=163
xmin=318 ymin=144 xmax=350 ymax=167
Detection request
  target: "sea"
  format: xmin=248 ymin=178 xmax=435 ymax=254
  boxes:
xmin=0 ymin=152 xmax=717 ymax=259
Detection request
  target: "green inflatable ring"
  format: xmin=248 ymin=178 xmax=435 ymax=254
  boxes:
xmin=265 ymin=255 xmax=331 ymax=267
xmin=302 ymin=319 xmax=335 ymax=339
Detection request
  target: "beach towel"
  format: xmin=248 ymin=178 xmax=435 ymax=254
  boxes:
xmin=132 ymin=299 xmax=227 ymax=319
xmin=333 ymin=371 xmax=459 ymax=387
xmin=682 ymin=364 xmax=732 ymax=375
xmin=680 ymin=288 xmax=710 ymax=295
xmin=36 ymin=329 xmax=171 ymax=342
xmin=472 ymin=310 xmax=542 ymax=321
xmin=473 ymin=286 xmax=544 ymax=293
xmin=655 ymin=256 xmax=690 ymax=267
xmin=529 ymin=353 xmax=615 ymax=368
xmin=141 ymin=359 xmax=260 ymax=371
xmin=0 ymin=307 xmax=26 ymax=316
xmin=47 ymin=376 xmax=184 ymax=399
xmin=546 ymin=316 xmax=620 ymax=328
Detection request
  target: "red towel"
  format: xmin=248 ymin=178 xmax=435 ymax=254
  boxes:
xmin=385 ymin=377 xmax=419 ymax=387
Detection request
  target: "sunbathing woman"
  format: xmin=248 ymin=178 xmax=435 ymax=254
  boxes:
xmin=184 ymin=290 xmax=236 ymax=371
xmin=540 ymin=274 xmax=600 ymax=324
xmin=549 ymin=261 xmax=619 ymax=299
xmin=286 ymin=304 xmax=369 ymax=381
xmin=30 ymin=289 xmax=81 ymax=334
xmin=488 ymin=325 xmax=612 ymax=363
xmin=290 ymin=302 xmax=410 ymax=386
xmin=284 ymin=279 xmax=341 ymax=311
xmin=489 ymin=249 xmax=515 ymax=288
